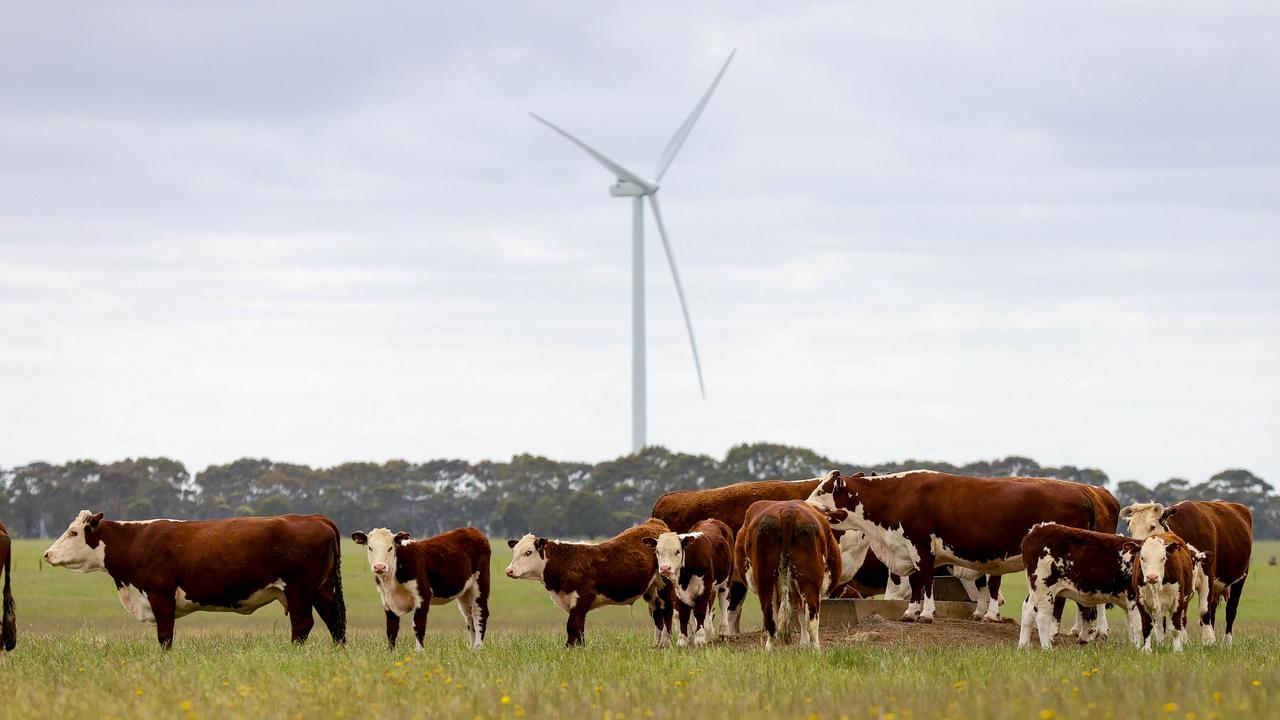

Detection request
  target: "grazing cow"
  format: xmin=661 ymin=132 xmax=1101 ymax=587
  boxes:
xmin=1 ymin=522 xmax=14 ymax=652
xmin=43 ymin=511 xmax=346 ymax=648
xmin=652 ymin=477 xmax=824 ymax=634
xmin=1018 ymin=523 xmax=1145 ymax=650
xmin=1121 ymin=500 xmax=1253 ymax=645
xmin=506 ymin=518 xmax=673 ymax=647
xmin=808 ymin=470 xmax=1105 ymax=623
xmin=643 ymin=519 xmax=734 ymax=646
xmin=1131 ymin=532 xmax=1208 ymax=652
xmin=351 ymin=527 xmax=491 ymax=650
xmin=735 ymin=500 xmax=841 ymax=649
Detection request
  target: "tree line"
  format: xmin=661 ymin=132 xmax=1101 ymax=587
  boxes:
xmin=2 ymin=443 xmax=1277 ymax=539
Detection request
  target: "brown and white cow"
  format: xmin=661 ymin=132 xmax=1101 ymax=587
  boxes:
xmin=1121 ymin=500 xmax=1252 ymax=645
xmin=652 ymin=477 xmax=824 ymax=634
xmin=43 ymin=511 xmax=346 ymax=648
xmin=351 ymin=527 xmax=490 ymax=650
xmin=505 ymin=518 xmax=673 ymax=647
xmin=642 ymin=519 xmax=733 ymax=646
xmin=1131 ymin=532 xmax=1209 ymax=652
xmin=1018 ymin=523 xmax=1145 ymax=650
xmin=808 ymin=470 xmax=1105 ymax=623
xmin=735 ymin=500 xmax=841 ymax=649
xmin=0 ymin=522 xmax=14 ymax=652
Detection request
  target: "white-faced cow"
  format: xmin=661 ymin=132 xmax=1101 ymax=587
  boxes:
xmin=652 ymin=476 xmax=826 ymax=634
xmin=0 ymin=522 xmax=14 ymax=652
xmin=808 ymin=470 xmax=1108 ymax=624
xmin=642 ymin=519 xmax=733 ymax=646
xmin=43 ymin=511 xmax=346 ymax=648
xmin=735 ymin=500 xmax=841 ymax=649
xmin=351 ymin=527 xmax=491 ymax=650
xmin=1121 ymin=500 xmax=1252 ymax=645
xmin=1018 ymin=523 xmax=1145 ymax=650
xmin=506 ymin=518 xmax=673 ymax=647
xmin=1131 ymin=532 xmax=1209 ymax=652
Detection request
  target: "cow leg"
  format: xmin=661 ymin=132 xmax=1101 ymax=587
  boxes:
xmin=1139 ymin=606 xmax=1155 ymax=653
xmin=384 ymin=609 xmax=400 ymax=649
xmin=565 ymin=594 xmax=592 ymax=647
xmin=456 ymin=595 xmax=475 ymax=642
xmin=1124 ymin=602 xmax=1142 ymax=648
xmin=726 ymin=581 xmax=748 ymax=636
xmin=901 ymin=568 xmax=929 ymax=622
xmin=1224 ymin=576 xmax=1247 ymax=647
xmin=473 ymin=563 xmax=490 ymax=648
xmin=147 ymin=591 xmax=177 ymax=649
xmin=802 ymin=586 xmax=822 ymax=650
xmin=1018 ymin=593 xmax=1043 ymax=649
xmin=411 ymin=605 xmax=429 ymax=651
xmin=972 ymin=575 xmax=990 ymax=620
xmin=693 ymin=593 xmax=712 ymax=646
xmin=1171 ymin=599 xmax=1187 ymax=652
xmin=885 ymin=573 xmax=911 ymax=601
xmin=1076 ymin=605 xmax=1098 ymax=643
xmin=715 ymin=582 xmax=732 ymax=639
xmin=916 ymin=557 xmax=937 ymax=623
xmin=675 ymin=601 xmax=692 ymax=647
xmin=756 ymin=568 xmax=778 ymax=650
xmin=1050 ymin=595 xmax=1066 ymax=637
xmin=313 ymin=589 xmax=346 ymax=645
xmin=983 ymin=575 xmax=1004 ymax=622
xmin=1093 ymin=603 xmax=1111 ymax=640
xmin=284 ymin=586 xmax=315 ymax=645
xmin=646 ymin=582 xmax=673 ymax=648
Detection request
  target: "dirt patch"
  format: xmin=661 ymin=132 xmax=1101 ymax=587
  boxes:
xmin=713 ymin=614 xmax=1038 ymax=649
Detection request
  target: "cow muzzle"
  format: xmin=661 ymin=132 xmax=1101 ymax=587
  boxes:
xmin=659 ymin=565 xmax=673 ymax=576
xmin=505 ymin=567 xmax=515 ymax=578
xmin=373 ymin=563 xmax=388 ymax=575
xmin=1145 ymin=573 xmax=1159 ymax=584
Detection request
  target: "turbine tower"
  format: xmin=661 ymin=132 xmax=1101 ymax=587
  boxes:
xmin=532 ymin=50 xmax=734 ymax=453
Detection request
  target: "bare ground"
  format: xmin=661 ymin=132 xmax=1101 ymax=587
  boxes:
xmin=712 ymin=614 xmax=1051 ymax=650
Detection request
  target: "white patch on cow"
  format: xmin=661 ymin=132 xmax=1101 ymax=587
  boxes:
xmin=173 ymin=580 xmax=286 ymax=618
xmin=932 ymin=535 xmax=1023 ymax=575
xmin=902 ymin=600 xmax=922 ymax=621
xmin=115 ymin=519 xmax=183 ymax=525
xmin=920 ymin=592 xmax=936 ymax=623
xmin=835 ymin=528 xmax=871 ymax=585
xmin=43 ymin=511 xmax=108 ymax=573
xmin=652 ymin=532 xmax=687 ymax=582
xmin=117 ymin=584 xmax=156 ymax=624
xmin=1121 ymin=503 xmax=1170 ymax=541
xmin=885 ymin=574 xmax=911 ymax=601
xmin=377 ymin=578 xmax=423 ymax=617
xmin=505 ymin=534 xmax=549 ymax=581
xmin=548 ymin=590 xmax=579 ymax=614
xmin=675 ymin=574 xmax=706 ymax=609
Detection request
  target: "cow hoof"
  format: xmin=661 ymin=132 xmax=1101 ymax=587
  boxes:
xmin=917 ymin=615 xmax=934 ymax=625
xmin=899 ymin=614 xmax=917 ymax=623
xmin=981 ymin=615 xmax=1002 ymax=623
xmin=970 ymin=613 xmax=984 ymax=621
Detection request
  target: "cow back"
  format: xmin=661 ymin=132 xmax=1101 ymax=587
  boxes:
xmin=652 ymin=478 xmax=823 ymax=534
xmin=1167 ymin=501 xmax=1253 ymax=586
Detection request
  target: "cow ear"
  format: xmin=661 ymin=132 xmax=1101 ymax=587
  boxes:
xmin=849 ymin=472 xmax=865 ymax=479
xmin=1160 ymin=507 xmax=1179 ymax=524
xmin=351 ymin=532 xmax=368 ymax=545
xmin=680 ymin=535 xmax=696 ymax=548
xmin=1198 ymin=549 xmax=1215 ymax=564
xmin=1122 ymin=540 xmax=1141 ymax=554
xmin=394 ymin=531 xmax=412 ymax=545
xmin=1166 ymin=541 xmax=1182 ymax=554
xmin=641 ymin=537 xmax=658 ymax=548
xmin=1119 ymin=505 xmax=1136 ymax=520
xmin=506 ymin=539 xmax=519 ymax=549
xmin=534 ymin=537 xmax=548 ymax=556
xmin=88 ymin=512 xmax=104 ymax=528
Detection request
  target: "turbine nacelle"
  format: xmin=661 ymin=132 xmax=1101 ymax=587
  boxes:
xmin=609 ymin=180 xmax=656 ymax=197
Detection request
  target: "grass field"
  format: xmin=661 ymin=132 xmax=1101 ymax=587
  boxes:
xmin=2 ymin=538 xmax=1278 ymax=719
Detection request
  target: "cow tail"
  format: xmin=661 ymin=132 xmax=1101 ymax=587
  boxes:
xmin=2 ymin=535 xmax=15 ymax=652
xmin=774 ymin=515 xmax=795 ymax=642
xmin=329 ymin=531 xmax=347 ymax=644
xmin=1083 ymin=496 xmax=1096 ymax=532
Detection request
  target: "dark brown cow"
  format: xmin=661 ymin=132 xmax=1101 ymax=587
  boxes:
xmin=505 ymin=518 xmax=673 ymax=647
xmin=1018 ymin=523 xmax=1144 ymax=649
xmin=44 ymin=511 xmax=346 ymax=648
xmin=642 ymin=518 xmax=733 ymax=646
xmin=1 ymin=522 xmax=14 ymax=652
xmin=808 ymin=470 xmax=1104 ymax=623
xmin=1131 ymin=532 xmax=1208 ymax=652
xmin=735 ymin=500 xmax=841 ymax=649
xmin=1121 ymin=500 xmax=1252 ymax=645
xmin=351 ymin=527 xmax=491 ymax=650
xmin=651 ymin=476 xmax=826 ymax=633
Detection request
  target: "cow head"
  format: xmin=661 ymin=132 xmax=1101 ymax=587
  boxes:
xmin=351 ymin=528 xmax=411 ymax=579
xmin=505 ymin=534 xmax=549 ymax=580
xmin=1120 ymin=502 xmax=1174 ymax=539
xmin=43 ymin=510 xmax=107 ymax=572
xmin=1136 ymin=535 xmax=1184 ymax=586
xmin=643 ymin=531 xmax=696 ymax=579
xmin=806 ymin=471 xmax=866 ymax=527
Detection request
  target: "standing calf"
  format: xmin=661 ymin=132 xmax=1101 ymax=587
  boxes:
xmin=1132 ymin=532 xmax=1209 ymax=652
xmin=643 ymin=519 xmax=733 ymax=646
xmin=506 ymin=519 xmax=673 ymax=647
xmin=351 ymin=527 xmax=491 ymax=650
xmin=736 ymin=500 xmax=841 ymax=649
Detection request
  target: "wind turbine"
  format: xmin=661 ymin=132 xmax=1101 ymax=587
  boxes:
xmin=532 ymin=50 xmax=734 ymax=453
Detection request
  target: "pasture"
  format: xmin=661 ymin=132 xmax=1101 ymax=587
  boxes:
xmin=2 ymin=538 xmax=1278 ymax=719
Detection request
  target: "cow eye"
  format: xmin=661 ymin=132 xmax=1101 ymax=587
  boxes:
xmin=525 ymin=550 xmax=532 ymax=556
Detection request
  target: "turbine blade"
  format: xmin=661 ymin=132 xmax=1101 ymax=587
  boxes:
xmin=648 ymin=195 xmax=706 ymax=400
xmin=529 ymin=112 xmax=655 ymax=191
xmin=654 ymin=49 xmax=736 ymax=182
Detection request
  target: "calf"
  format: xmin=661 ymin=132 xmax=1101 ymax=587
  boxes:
xmin=1121 ymin=500 xmax=1252 ymax=645
xmin=1 ymin=522 xmax=14 ymax=652
xmin=1018 ymin=523 xmax=1143 ymax=650
xmin=351 ymin=527 xmax=491 ymax=650
xmin=1132 ymin=532 xmax=1209 ymax=652
xmin=643 ymin=519 xmax=733 ymax=646
xmin=735 ymin=500 xmax=841 ymax=649
xmin=506 ymin=518 xmax=673 ymax=647
xmin=43 ymin=511 xmax=345 ymax=648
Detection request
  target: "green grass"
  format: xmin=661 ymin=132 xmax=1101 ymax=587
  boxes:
xmin=2 ymin=539 xmax=1279 ymax=719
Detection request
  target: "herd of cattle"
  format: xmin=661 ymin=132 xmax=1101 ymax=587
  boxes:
xmin=0 ymin=469 xmax=1254 ymax=654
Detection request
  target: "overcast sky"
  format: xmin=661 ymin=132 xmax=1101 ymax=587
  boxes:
xmin=2 ymin=2 xmax=1276 ymax=485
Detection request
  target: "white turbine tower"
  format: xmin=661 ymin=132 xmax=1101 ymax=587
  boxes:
xmin=532 ymin=50 xmax=734 ymax=453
